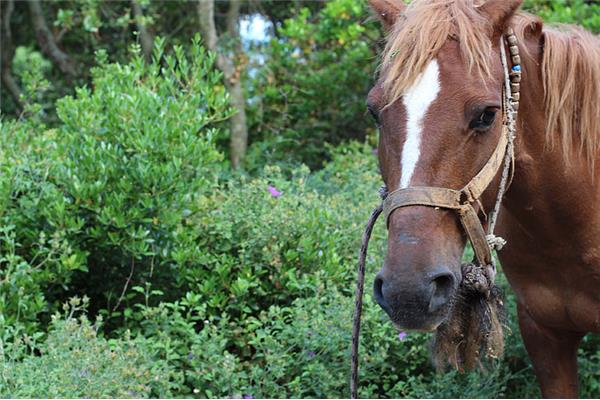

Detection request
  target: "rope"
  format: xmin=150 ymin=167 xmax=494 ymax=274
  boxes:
xmin=487 ymin=35 xmax=518 ymax=250
xmin=350 ymin=189 xmax=385 ymax=399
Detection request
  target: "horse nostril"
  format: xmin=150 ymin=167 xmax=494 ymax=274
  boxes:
xmin=428 ymin=272 xmax=456 ymax=313
xmin=373 ymin=275 xmax=391 ymax=314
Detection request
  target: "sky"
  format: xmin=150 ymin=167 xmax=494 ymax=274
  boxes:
xmin=240 ymin=14 xmax=270 ymax=43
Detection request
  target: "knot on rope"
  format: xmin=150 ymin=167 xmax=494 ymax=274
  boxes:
xmin=486 ymin=234 xmax=506 ymax=251
xmin=461 ymin=262 xmax=495 ymax=297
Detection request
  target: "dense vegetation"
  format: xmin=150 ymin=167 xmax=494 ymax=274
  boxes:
xmin=1 ymin=0 xmax=599 ymax=398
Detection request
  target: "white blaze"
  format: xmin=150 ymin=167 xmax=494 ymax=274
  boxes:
xmin=399 ymin=60 xmax=441 ymax=188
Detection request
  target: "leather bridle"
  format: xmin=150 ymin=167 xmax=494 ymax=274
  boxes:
xmin=383 ymin=28 xmax=521 ymax=274
xmin=383 ymin=123 xmax=509 ymax=268
xmin=350 ymin=29 xmax=522 ymax=399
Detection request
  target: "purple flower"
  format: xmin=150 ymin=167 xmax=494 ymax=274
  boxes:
xmin=243 ymin=395 xmax=253 ymax=399
xmin=307 ymin=350 xmax=316 ymax=360
xmin=268 ymin=185 xmax=282 ymax=198
xmin=398 ymin=331 xmax=408 ymax=341
xmin=188 ymin=352 xmax=194 ymax=360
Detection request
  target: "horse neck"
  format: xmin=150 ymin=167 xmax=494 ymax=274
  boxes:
xmin=503 ymin=31 xmax=600 ymax=242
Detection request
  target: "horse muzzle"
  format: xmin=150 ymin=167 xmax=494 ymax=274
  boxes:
xmin=374 ymin=263 xmax=459 ymax=331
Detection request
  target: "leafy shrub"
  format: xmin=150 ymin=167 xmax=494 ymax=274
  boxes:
xmin=246 ymin=0 xmax=380 ymax=170
xmin=0 ymin=297 xmax=173 ymax=398
xmin=51 ymin=37 xmax=230 ymax=314
xmin=0 ymin=118 xmax=86 ymax=338
xmin=183 ymin=142 xmax=382 ymax=323
xmin=118 ymin=292 xmax=248 ymax=397
xmin=524 ymin=0 xmax=600 ymax=33
xmin=119 ymin=282 xmax=531 ymax=398
xmin=0 ymin=35 xmax=231 ymax=334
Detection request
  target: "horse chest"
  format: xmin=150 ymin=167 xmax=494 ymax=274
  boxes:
xmin=517 ymin=267 xmax=600 ymax=333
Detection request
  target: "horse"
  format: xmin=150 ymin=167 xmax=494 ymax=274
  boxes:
xmin=364 ymin=0 xmax=600 ymax=397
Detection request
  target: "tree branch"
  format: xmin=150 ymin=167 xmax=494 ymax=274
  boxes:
xmin=112 ymin=257 xmax=135 ymax=313
xmin=226 ymin=0 xmax=241 ymax=38
xmin=28 ymin=0 xmax=77 ymax=77
xmin=197 ymin=0 xmax=248 ymax=169
xmin=1 ymin=0 xmax=23 ymax=112
xmin=196 ymin=0 xmax=218 ymax=52
xmin=131 ymin=0 xmax=154 ymax=63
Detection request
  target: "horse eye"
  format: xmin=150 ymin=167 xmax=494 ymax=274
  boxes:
xmin=470 ymin=108 xmax=497 ymax=132
xmin=368 ymin=105 xmax=381 ymax=126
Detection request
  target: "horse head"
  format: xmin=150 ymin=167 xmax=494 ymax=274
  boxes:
xmin=367 ymin=0 xmax=522 ymax=332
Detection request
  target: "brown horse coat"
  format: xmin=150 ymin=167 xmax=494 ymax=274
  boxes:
xmin=366 ymin=0 xmax=600 ymax=397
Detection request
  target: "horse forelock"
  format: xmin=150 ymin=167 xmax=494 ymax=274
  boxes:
xmin=380 ymin=0 xmax=493 ymax=106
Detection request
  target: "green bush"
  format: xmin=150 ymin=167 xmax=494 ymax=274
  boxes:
xmin=524 ymin=0 xmax=600 ymax=33
xmin=0 ymin=118 xmax=86 ymax=338
xmin=182 ymin=142 xmax=382 ymax=323
xmin=119 ymin=279 xmax=533 ymax=398
xmin=0 ymin=35 xmax=231 ymax=335
xmin=0 ymin=297 xmax=173 ymax=398
xmin=51 ymin=37 xmax=230 ymax=313
xmin=246 ymin=0 xmax=380 ymax=170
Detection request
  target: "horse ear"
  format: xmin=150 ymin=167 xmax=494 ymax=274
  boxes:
xmin=479 ymin=0 xmax=523 ymax=33
xmin=368 ymin=0 xmax=406 ymax=31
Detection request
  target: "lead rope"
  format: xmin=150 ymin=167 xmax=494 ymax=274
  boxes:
xmin=349 ymin=32 xmax=520 ymax=399
xmin=350 ymin=187 xmax=386 ymax=399
xmin=486 ymin=30 xmax=520 ymax=252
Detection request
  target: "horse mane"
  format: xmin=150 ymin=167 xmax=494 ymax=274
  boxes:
xmin=381 ymin=0 xmax=600 ymax=167
xmin=536 ymin=23 xmax=600 ymax=166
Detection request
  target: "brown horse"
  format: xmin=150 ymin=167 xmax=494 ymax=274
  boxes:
xmin=366 ymin=0 xmax=600 ymax=397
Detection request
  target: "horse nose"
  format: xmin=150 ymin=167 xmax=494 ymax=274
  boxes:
xmin=373 ymin=267 xmax=457 ymax=319
xmin=428 ymin=270 xmax=457 ymax=312
xmin=373 ymin=274 xmax=392 ymax=315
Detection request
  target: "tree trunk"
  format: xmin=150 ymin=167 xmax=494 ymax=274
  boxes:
xmin=28 ymin=0 xmax=77 ymax=78
xmin=131 ymin=0 xmax=154 ymax=63
xmin=1 ymin=0 xmax=23 ymax=112
xmin=197 ymin=0 xmax=248 ymax=169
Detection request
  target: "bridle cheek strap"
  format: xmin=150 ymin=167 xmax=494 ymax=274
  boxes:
xmin=383 ymin=125 xmax=510 ymax=267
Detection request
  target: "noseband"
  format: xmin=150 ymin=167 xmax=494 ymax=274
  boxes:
xmin=350 ymin=30 xmax=522 ymax=398
xmin=383 ymin=123 xmax=509 ymax=269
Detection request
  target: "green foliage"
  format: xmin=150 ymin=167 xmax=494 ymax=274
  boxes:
xmin=184 ymin=142 xmax=381 ymax=323
xmin=51 ymin=37 xmax=230 ymax=313
xmin=524 ymin=0 xmax=600 ymax=33
xmin=1 ymin=0 xmax=323 ymax=125
xmin=2 ymin=134 xmax=600 ymax=397
xmin=0 ymin=36 xmax=231 ymax=335
xmin=0 ymin=118 xmax=85 ymax=338
xmin=2 ymin=2 xmax=600 ymax=398
xmin=0 ymin=297 xmax=173 ymax=398
xmin=246 ymin=0 xmax=379 ymax=170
